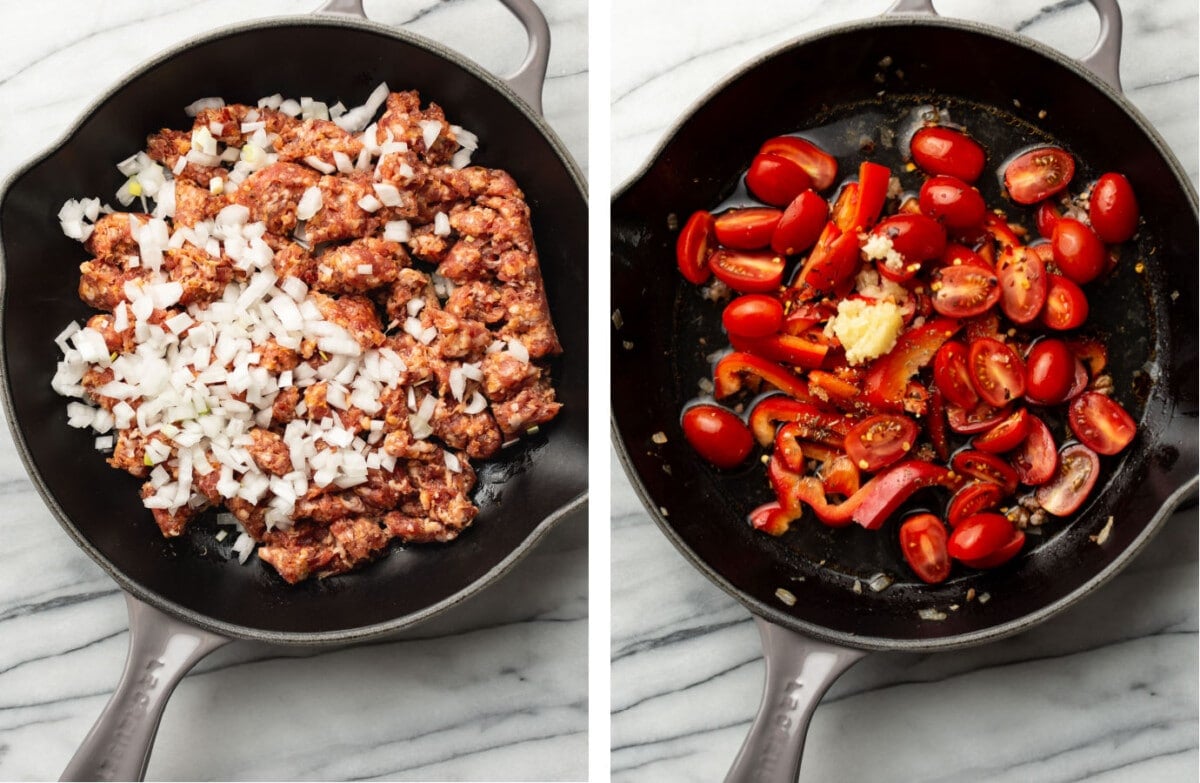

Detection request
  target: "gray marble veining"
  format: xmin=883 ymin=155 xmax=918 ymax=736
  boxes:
xmin=611 ymin=1 xmax=1198 ymax=781
xmin=0 ymin=1 xmax=587 ymax=780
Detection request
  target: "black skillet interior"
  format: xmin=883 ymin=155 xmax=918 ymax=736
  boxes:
xmin=611 ymin=19 xmax=1198 ymax=650
xmin=0 ymin=19 xmax=587 ymax=640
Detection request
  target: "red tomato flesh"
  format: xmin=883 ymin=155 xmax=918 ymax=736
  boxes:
xmin=951 ymin=450 xmax=1019 ymax=493
xmin=1068 ymin=391 xmax=1137 ymax=455
xmin=947 ymin=481 xmax=1007 ymax=527
xmin=1013 ymin=414 xmax=1058 ymax=486
xmin=932 ymin=263 xmax=1001 ymax=318
xmin=996 ymin=245 xmax=1048 ymax=325
xmin=1036 ymin=443 xmax=1100 ymax=516
xmin=968 ymin=337 xmax=1026 ymax=408
xmin=1025 ymin=338 xmax=1076 ymax=404
xmin=709 ymin=249 xmax=786 ymax=293
xmin=843 ymin=414 xmax=919 ymax=472
xmin=676 ymin=210 xmax=714 ymax=284
xmin=933 ymin=340 xmax=979 ymax=408
xmin=1004 ymin=147 xmax=1076 ymax=205
xmin=899 ymin=513 xmax=951 ymax=584
xmin=681 ymin=404 xmax=754 ymax=469
xmin=760 ymin=136 xmax=839 ymax=192
xmin=973 ymin=408 xmax=1030 ymax=453
xmin=1040 ymin=274 xmax=1089 ymax=330
xmin=713 ymin=208 xmax=782 ymax=250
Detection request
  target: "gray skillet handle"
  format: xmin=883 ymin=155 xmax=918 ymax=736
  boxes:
xmin=315 ymin=0 xmax=551 ymax=115
xmin=884 ymin=0 xmax=1124 ymax=93
xmin=60 ymin=594 xmax=229 ymax=782
xmin=724 ymin=617 xmax=865 ymax=783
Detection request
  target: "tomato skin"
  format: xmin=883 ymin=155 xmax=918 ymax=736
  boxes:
xmin=968 ymin=337 xmax=1026 ymax=408
xmin=1089 ymin=172 xmax=1139 ymax=243
xmin=760 ymin=136 xmax=838 ymax=192
xmin=934 ymin=341 xmax=979 ymax=408
xmin=713 ymin=208 xmax=782 ymax=250
xmin=1052 ymin=218 xmax=1107 ymax=285
xmin=676 ymin=210 xmax=715 ymax=284
xmin=722 ymin=294 xmax=784 ymax=338
xmin=1036 ymin=443 xmax=1100 ymax=516
xmin=899 ymin=514 xmax=952 ymax=584
xmin=962 ymin=527 xmax=1025 ymax=569
xmin=681 ymin=404 xmax=754 ymax=469
xmin=1040 ymin=274 xmax=1089 ymax=330
xmin=996 ymin=245 xmax=1048 ymax=325
xmin=843 ymin=414 xmax=919 ymax=473
xmin=947 ymin=481 xmax=1007 ymax=527
xmin=1013 ymin=415 xmax=1058 ymax=485
xmin=1004 ymin=147 xmax=1076 ymax=204
xmin=709 ymin=249 xmax=786 ymax=293
xmin=973 ymin=408 xmax=1030 ymax=453
xmin=1035 ymin=201 xmax=1062 ymax=239
xmin=746 ymin=152 xmax=813 ymax=206
xmin=873 ymin=214 xmax=947 ymax=281
xmin=1025 ymin=338 xmax=1076 ymax=404
xmin=946 ymin=401 xmax=1007 ymax=434
xmin=948 ymin=513 xmax=1016 ymax=563
xmin=910 ymin=127 xmax=986 ymax=182
xmin=952 ymin=450 xmax=1019 ymax=493
xmin=1068 ymin=391 xmax=1137 ymax=455
xmin=931 ymin=263 xmax=1001 ymax=318
xmin=919 ymin=175 xmax=987 ymax=229
xmin=771 ymin=190 xmax=828 ymax=255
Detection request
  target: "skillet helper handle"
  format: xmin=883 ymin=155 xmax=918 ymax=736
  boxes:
xmin=724 ymin=617 xmax=865 ymax=783
xmin=60 ymin=595 xmax=229 ymax=782
xmin=314 ymin=0 xmax=551 ymax=115
xmin=884 ymin=0 xmax=1124 ymax=93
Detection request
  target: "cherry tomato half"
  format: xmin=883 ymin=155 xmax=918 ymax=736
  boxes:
xmin=996 ymin=245 xmax=1048 ymax=325
xmin=968 ymin=337 xmax=1026 ymax=408
xmin=910 ymin=127 xmax=986 ymax=182
xmin=746 ymin=152 xmax=813 ymax=207
xmin=962 ymin=526 xmax=1025 ymax=569
xmin=932 ymin=263 xmax=1001 ymax=318
xmin=1025 ymin=338 xmax=1076 ymax=404
xmin=951 ymin=450 xmax=1019 ymax=493
xmin=1036 ymin=443 xmax=1100 ymax=516
xmin=1040 ymin=274 xmax=1089 ymax=330
xmin=709 ymin=249 xmax=786 ymax=293
xmin=722 ymin=294 xmax=784 ymax=339
xmin=1035 ymin=201 xmax=1062 ymax=240
xmin=713 ymin=207 xmax=782 ymax=250
xmin=873 ymin=214 xmax=948 ymax=282
xmin=1004 ymin=146 xmax=1076 ymax=205
xmin=934 ymin=340 xmax=979 ymax=408
xmin=947 ymin=481 xmax=1007 ymax=527
xmin=676 ymin=210 xmax=714 ymax=284
xmin=973 ymin=408 xmax=1030 ymax=453
xmin=1052 ymin=218 xmax=1106 ymax=285
xmin=681 ymin=404 xmax=754 ymax=469
xmin=940 ymin=242 xmax=990 ymax=269
xmin=899 ymin=513 xmax=952 ymax=584
xmin=1068 ymin=391 xmax=1137 ymax=455
xmin=919 ymin=175 xmax=987 ymax=230
xmin=1013 ymin=414 xmax=1058 ymax=486
xmin=1089 ymin=172 xmax=1139 ymax=244
xmin=948 ymin=513 xmax=1017 ymax=565
xmin=771 ymin=190 xmax=828 ymax=256
xmin=946 ymin=401 xmax=1008 ymax=434
xmin=760 ymin=136 xmax=839 ymax=192
xmin=844 ymin=414 xmax=919 ymax=473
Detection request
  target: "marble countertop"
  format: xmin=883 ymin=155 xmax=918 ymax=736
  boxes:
xmin=0 ymin=1 xmax=587 ymax=780
xmin=611 ymin=1 xmax=1197 ymax=781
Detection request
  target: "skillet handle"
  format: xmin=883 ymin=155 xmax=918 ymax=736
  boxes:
xmin=724 ymin=617 xmax=865 ymax=783
xmin=884 ymin=0 xmax=1124 ymax=93
xmin=60 ymin=595 xmax=229 ymax=782
xmin=314 ymin=0 xmax=551 ymax=115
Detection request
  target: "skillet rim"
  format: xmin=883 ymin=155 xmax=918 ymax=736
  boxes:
xmin=0 ymin=12 xmax=589 ymax=644
xmin=610 ymin=13 xmax=1198 ymax=652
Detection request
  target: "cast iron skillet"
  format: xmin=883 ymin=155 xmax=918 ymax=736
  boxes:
xmin=0 ymin=0 xmax=586 ymax=779
xmin=611 ymin=1 xmax=1197 ymax=780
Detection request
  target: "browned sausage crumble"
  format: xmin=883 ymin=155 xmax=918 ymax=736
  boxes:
xmin=53 ymin=88 xmax=562 ymax=583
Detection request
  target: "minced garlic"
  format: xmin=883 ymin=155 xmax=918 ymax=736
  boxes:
xmin=861 ymin=232 xmax=905 ymax=272
xmin=829 ymin=298 xmax=903 ymax=365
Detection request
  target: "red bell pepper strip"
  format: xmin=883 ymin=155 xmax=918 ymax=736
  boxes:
xmin=729 ymin=331 xmax=829 ymax=369
xmin=792 ymin=222 xmax=860 ymax=299
xmin=774 ymin=423 xmax=807 ymax=472
xmin=862 ymin=317 xmax=961 ymax=411
xmin=851 ymin=459 xmax=962 ymax=529
xmin=713 ymin=352 xmax=808 ymax=400
xmin=822 ymin=454 xmax=861 ymax=497
xmin=749 ymin=501 xmax=795 ymax=537
xmin=928 ymin=388 xmax=951 ymax=462
xmin=982 ymin=212 xmax=1021 ymax=250
xmin=748 ymin=394 xmax=846 ymax=447
xmin=848 ymin=161 xmax=891 ymax=232
xmin=749 ymin=453 xmax=807 ymax=536
xmin=807 ymin=369 xmax=862 ymax=410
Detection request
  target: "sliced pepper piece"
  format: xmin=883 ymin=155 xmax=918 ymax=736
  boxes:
xmin=862 ymin=318 xmax=961 ymax=411
xmin=729 ymin=331 xmax=829 ymax=370
xmin=747 ymin=394 xmax=846 ymax=447
xmin=714 ymin=352 xmax=809 ymax=400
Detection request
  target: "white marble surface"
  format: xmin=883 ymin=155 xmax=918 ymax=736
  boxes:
xmin=0 ymin=1 xmax=587 ymax=781
xmin=611 ymin=1 xmax=1198 ymax=781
